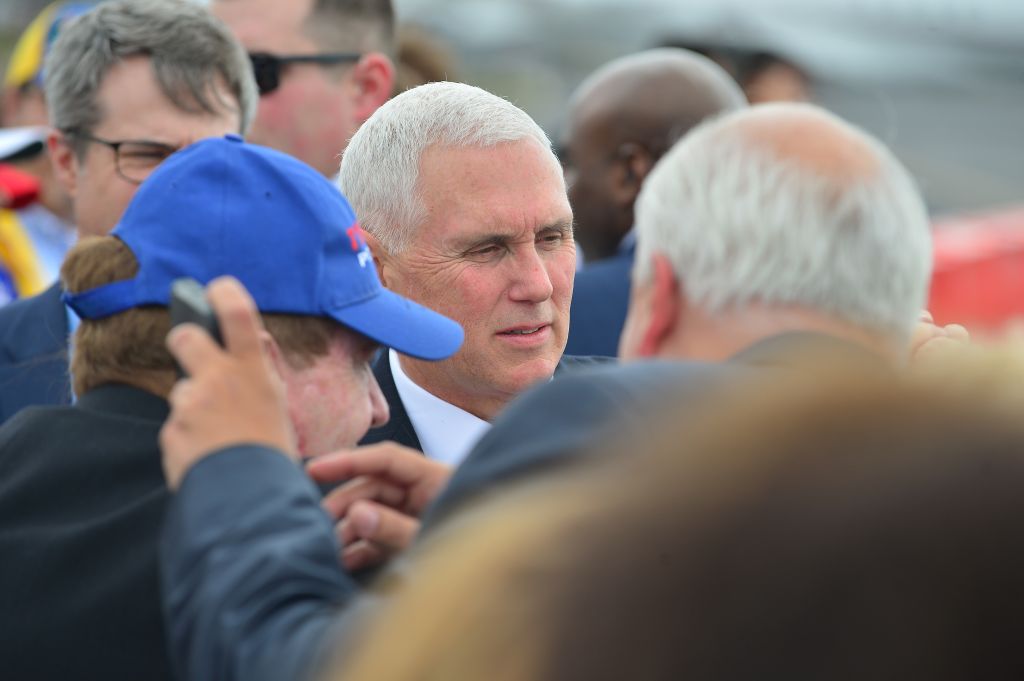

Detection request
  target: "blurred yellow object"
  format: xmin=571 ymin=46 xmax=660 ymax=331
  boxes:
xmin=4 ymin=2 xmax=94 ymax=89
xmin=0 ymin=209 xmax=46 ymax=298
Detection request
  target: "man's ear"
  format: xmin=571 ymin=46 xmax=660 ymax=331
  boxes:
xmin=361 ymin=230 xmax=392 ymax=287
xmin=47 ymin=130 xmax=79 ymax=199
xmin=636 ymin=253 xmax=682 ymax=357
xmin=259 ymin=329 xmax=289 ymax=377
xmin=350 ymin=52 xmax=395 ymax=123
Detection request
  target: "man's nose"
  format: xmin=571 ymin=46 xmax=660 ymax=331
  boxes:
xmin=508 ymin=247 xmax=554 ymax=303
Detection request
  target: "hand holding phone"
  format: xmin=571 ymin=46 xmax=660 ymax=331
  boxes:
xmin=161 ymin=277 xmax=297 ymax=489
xmin=169 ymin=278 xmax=223 ymax=375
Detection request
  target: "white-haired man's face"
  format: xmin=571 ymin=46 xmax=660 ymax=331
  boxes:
xmin=377 ymin=139 xmax=576 ymax=421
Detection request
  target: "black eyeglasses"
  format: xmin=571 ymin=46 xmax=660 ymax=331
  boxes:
xmin=63 ymin=130 xmax=180 ymax=184
xmin=248 ymin=52 xmax=362 ymax=96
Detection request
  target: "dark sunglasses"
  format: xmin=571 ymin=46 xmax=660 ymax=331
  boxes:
xmin=248 ymin=51 xmax=362 ymax=96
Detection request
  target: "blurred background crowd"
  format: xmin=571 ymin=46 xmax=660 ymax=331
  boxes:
xmin=2 ymin=0 xmax=1022 ymax=328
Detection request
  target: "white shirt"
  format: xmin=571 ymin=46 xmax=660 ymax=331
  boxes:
xmin=388 ymin=349 xmax=490 ymax=467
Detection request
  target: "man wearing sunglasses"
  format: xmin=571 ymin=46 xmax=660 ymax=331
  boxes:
xmin=212 ymin=0 xmax=396 ymax=177
xmin=0 ymin=0 xmax=257 ymax=424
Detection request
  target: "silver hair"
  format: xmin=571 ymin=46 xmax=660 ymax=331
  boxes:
xmin=634 ymin=103 xmax=932 ymax=345
xmin=339 ymin=81 xmax=560 ymax=253
xmin=44 ymin=0 xmax=257 ymax=152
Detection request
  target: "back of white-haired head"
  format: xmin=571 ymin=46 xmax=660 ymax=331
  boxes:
xmin=634 ymin=103 xmax=932 ymax=346
xmin=339 ymin=81 xmax=558 ymax=253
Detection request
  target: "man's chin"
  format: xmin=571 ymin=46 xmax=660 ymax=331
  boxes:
xmin=500 ymin=354 xmax=561 ymax=392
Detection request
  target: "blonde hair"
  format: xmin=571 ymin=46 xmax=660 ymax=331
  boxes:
xmin=335 ymin=357 xmax=1024 ymax=681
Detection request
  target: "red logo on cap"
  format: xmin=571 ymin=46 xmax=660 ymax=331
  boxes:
xmin=346 ymin=223 xmax=367 ymax=252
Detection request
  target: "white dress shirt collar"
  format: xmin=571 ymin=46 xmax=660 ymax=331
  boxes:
xmin=388 ymin=349 xmax=490 ymax=466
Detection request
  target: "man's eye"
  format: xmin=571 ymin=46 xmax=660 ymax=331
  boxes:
xmin=125 ymin=151 xmax=169 ymax=161
xmin=121 ymin=146 xmax=173 ymax=162
xmin=538 ymin=233 xmax=564 ymax=247
xmin=468 ymin=245 xmax=501 ymax=258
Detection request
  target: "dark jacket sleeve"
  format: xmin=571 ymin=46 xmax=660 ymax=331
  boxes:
xmin=160 ymin=446 xmax=360 ymax=681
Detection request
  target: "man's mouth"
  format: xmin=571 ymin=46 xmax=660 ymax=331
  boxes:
xmin=498 ymin=324 xmax=548 ymax=336
xmin=502 ymin=327 xmax=542 ymax=335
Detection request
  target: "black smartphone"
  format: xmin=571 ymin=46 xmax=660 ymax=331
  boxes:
xmin=169 ymin=278 xmax=223 ymax=376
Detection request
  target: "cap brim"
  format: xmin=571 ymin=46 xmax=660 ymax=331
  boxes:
xmin=332 ymin=288 xmax=464 ymax=361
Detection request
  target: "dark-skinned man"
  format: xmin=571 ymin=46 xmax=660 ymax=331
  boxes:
xmin=564 ymin=48 xmax=746 ymax=357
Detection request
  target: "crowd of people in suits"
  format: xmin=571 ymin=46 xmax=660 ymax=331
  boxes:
xmin=0 ymin=1 xmax=1015 ymax=680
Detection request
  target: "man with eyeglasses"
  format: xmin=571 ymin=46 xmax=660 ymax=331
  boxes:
xmin=0 ymin=0 xmax=257 ymax=425
xmin=212 ymin=0 xmax=396 ymax=177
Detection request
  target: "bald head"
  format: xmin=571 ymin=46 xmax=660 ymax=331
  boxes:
xmin=730 ymin=103 xmax=880 ymax=184
xmin=629 ymin=102 xmax=932 ymax=358
xmin=571 ymin=48 xmax=746 ymax=151
xmin=565 ymin=48 xmax=746 ymax=261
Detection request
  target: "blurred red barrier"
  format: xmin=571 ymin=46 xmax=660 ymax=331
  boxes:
xmin=929 ymin=206 xmax=1024 ymax=333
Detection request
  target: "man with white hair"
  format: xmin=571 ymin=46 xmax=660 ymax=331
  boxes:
xmin=618 ymin=101 xmax=931 ymax=364
xmin=339 ymin=82 xmax=597 ymax=465
xmin=154 ymin=101 xmax=961 ymax=681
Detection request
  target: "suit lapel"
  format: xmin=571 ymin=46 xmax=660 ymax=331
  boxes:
xmin=0 ymin=283 xmax=68 ymax=362
xmin=358 ymin=352 xmax=424 ymax=452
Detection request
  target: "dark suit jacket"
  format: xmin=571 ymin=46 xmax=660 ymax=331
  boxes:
xmin=419 ymin=359 xmax=729 ymax=531
xmin=359 ymin=352 xmax=611 ymax=451
xmin=0 ymin=282 xmax=70 ymax=424
xmin=564 ymin=247 xmax=634 ymax=358
xmin=0 ymin=384 xmax=173 ymax=681
xmin=421 ymin=332 xmax=888 ymax=532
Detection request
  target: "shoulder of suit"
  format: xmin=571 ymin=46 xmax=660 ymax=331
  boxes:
xmin=0 ymin=286 xmax=67 ymax=360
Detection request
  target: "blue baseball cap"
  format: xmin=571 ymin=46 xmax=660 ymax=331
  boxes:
xmin=63 ymin=135 xmax=463 ymax=361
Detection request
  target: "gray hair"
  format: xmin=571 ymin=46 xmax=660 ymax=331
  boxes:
xmin=339 ymin=81 xmax=559 ymax=254
xmin=634 ymin=103 xmax=932 ymax=345
xmin=45 ymin=0 xmax=257 ymax=151
xmin=305 ymin=0 xmax=395 ymax=56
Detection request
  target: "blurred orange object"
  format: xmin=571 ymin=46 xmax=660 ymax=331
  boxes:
xmin=0 ymin=163 xmax=40 ymax=209
xmin=929 ymin=206 xmax=1024 ymax=334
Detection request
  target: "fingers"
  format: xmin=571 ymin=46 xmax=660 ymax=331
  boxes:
xmin=341 ymin=540 xmax=388 ymax=573
xmin=910 ymin=320 xmax=943 ymax=353
xmin=166 ymin=323 xmax=225 ymax=378
xmin=322 ymin=475 xmax=408 ymax=520
xmin=160 ymin=277 xmax=297 ymax=490
xmin=164 ymin=276 xmax=266 ymax=376
xmin=910 ymin=311 xmax=971 ymax=359
xmin=205 ymin=276 xmax=265 ymax=358
xmin=308 ymin=442 xmax=447 ymax=487
xmin=944 ymin=323 xmax=969 ymax=342
xmin=336 ymin=500 xmax=421 ymax=571
xmin=340 ymin=501 xmax=419 ymax=548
